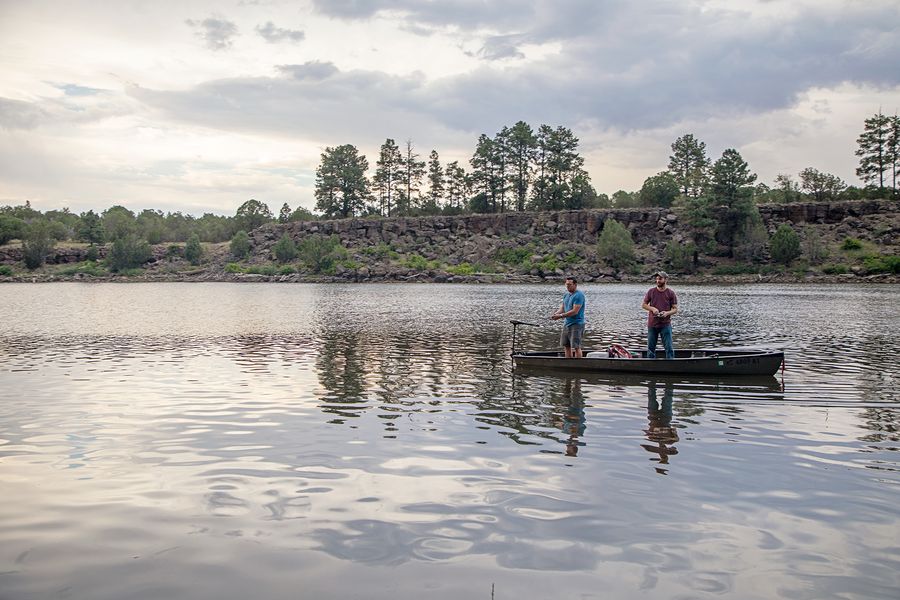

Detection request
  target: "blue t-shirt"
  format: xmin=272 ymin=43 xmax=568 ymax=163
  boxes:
xmin=563 ymin=290 xmax=585 ymax=326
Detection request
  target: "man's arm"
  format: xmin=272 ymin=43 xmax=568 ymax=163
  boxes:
xmin=551 ymin=302 xmax=582 ymax=320
xmin=551 ymin=302 xmax=565 ymax=320
xmin=642 ymin=294 xmax=660 ymax=316
xmin=661 ymin=304 xmax=678 ymax=318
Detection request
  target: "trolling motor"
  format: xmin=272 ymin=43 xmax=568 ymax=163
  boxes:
xmin=510 ymin=320 xmax=540 ymax=356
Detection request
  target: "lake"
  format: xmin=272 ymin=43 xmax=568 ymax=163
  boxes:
xmin=0 ymin=282 xmax=898 ymax=600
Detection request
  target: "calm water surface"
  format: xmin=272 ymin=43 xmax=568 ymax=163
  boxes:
xmin=0 ymin=283 xmax=898 ymax=600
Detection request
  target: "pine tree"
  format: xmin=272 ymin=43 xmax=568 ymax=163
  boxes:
xmin=399 ymin=139 xmax=425 ymax=215
xmin=444 ymin=161 xmax=469 ymax=213
xmin=425 ymin=149 xmax=444 ymax=214
xmin=668 ymin=134 xmax=710 ymax=198
xmin=855 ymin=112 xmax=891 ymax=190
xmin=506 ymin=121 xmax=537 ymax=211
xmin=314 ymin=144 xmax=370 ymax=219
xmin=373 ymin=138 xmax=402 ymax=217
xmin=278 ymin=203 xmax=291 ymax=223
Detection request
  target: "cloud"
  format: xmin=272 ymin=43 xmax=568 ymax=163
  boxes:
xmin=0 ymin=94 xmax=132 ymax=131
xmin=277 ymin=61 xmax=340 ymax=81
xmin=477 ymin=35 xmax=527 ymax=61
xmin=311 ymin=0 xmax=537 ymax=30
xmin=256 ymin=21 xmax=305 ymax=43
xmin=185 ymin=16 xmax=239 ymax=50
xmin=0 ymin=97 xmax=47 ymax=130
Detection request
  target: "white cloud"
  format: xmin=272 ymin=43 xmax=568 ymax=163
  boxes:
xmin=0 ymin=0 xmax=898 ymax=214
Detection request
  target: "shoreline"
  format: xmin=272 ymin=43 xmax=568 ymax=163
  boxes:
xmin=3 ymin=272 xmax=898 ymax=285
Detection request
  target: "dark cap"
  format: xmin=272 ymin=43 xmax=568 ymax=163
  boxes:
xmin=654 ymin=271 xmax=669 ymax=279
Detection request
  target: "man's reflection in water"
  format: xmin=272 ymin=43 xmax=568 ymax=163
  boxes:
xmin=642 ymin=380 xmax=678 ymax=474
xmin=558 ymin=378 xmax=586 ymax=456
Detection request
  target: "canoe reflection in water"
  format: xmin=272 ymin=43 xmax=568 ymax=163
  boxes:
xmin=642 ymin=380 xmax=678 ymax=473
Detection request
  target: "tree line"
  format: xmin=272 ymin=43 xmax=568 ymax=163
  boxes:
xmin=1 ymin=112 xmax=896 ymax=270
xmin=314 ymin=121 xmax=601 ymax=219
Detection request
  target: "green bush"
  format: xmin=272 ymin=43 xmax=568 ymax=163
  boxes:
xmin=841 ymin=237 xmax=863 ymax=251
xmin=230 ymin=230 xmax=251 ymax=259
xmin=184 ymin=234 xmax=203 ymax=265
xmin=597 ymin=219 xmax=635 ymax=270
xmin=495 ymin=246 xmax=533 ymax=265
xmin=447 ymin=262 xmax=475 ymax=276
xmin=732 ymin=217 xmax=768 ymax=263
xmin=0 ymin=214 xmax=26 ymax=245
xmin=537 ymin=257 xmax=560 ymax=273
xmin=769 ymin=224 xmax=802 ymax=265
xmin=273 ymin=234 xmax=298 ymax=263
xmin=246 ymin=264 xmax=278 ymax=276
xmin=802 ymin=227 xmax=829 ymax=264
xmin=361 ymin=243 xmax=399 ymax=260
xmin=22 ymin=221 xmax=57 ymax=270
xmin=225 ymin=262 xmax=243 ymax=273
xmin=403 ymin=253 xmax=434 ymax=271
xmin=85 ymin=245 xmax=100 ymax=262
xmin=279 ymin=265 xmax=295 ymax=275
xmin=106 ymin=234 xmax=151 ymax=272
xmin=166 ymin=244 xmax=181 ymax=261
xmin=0 ymin=265 xmax=12 ymax=276
xmin=863 ymin=255 xmax=900 ymax=274
xmin=298 ymin=234 xmax=346 ymax=273
xmin=665 ymin=240 xmax=696 ymax=273
xmin=822 ymin=263 xmax=849 ymax=275
xmin=59 ymin=261 xmax=106 ymax=277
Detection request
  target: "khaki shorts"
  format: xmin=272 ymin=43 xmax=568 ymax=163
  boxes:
xmin=560 ymin=323 xmax=585 ymax=348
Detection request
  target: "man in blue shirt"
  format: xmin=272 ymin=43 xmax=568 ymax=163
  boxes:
xmin=550 ymin=276 xmax=586 ymax=358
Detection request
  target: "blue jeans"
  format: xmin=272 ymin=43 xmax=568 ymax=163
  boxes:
xmin=647 ymin=325 xmax=674 ymax=359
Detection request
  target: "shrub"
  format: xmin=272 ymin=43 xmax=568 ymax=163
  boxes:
xmin=166 ymin=244 xmax=181 ymax=261
xmin=85 ymin=245 xmax=100 ymax=262
xmin=665 ymin=240 xmax=696 ymax=273
xmin=59 ymin=261 xmax=106 ymax=277
xmin=0 ymin=214 xmax=26 ymax=245
xmin=495 ymin=246 xmax=533 ymax=265
xmin=22 ymin=221 xmax=57 ymax=269
xmin=822 ymin=263 xmax=849 ymax=275
xmin=732 ymin=217 xmax=767 ymax=263
xmin=246 ymin=264 xmax=278 ymax=276
xmin=769 ymin=224 xmax=802 ymax=265
xmin=403 ymin=253 xmax=433 ymax=271
xmin=597 ymin=219 xmax=635 ymax=269
xmin=279 ymin=265 xmax=295 ymax=275
xmin=863 ymin=255 xmax=900 ymax=274
xmin=106 ymin=234 xmax=151 ymax=272
xmin=361 ymin=243 xmax=399 ymax=260
xmin=841 ymin=237 xmax=863 ymax=251
xmin=230 ymin=230 xmax=251 ymax=259
xmin=537 ymin=257 xmax=560 ymax=274
xmin=0 ymin=265 xmax=12 ymax=276
xmin=298 ymin=234 xmax=346 ymax=273
xmin=802 ymin=227 xmax=829 ymax=264
xmin=184 ymin=234 xmax=203 ymax=265
xmin=225 ymin=262 xmax=243 ymax=273
xmin=447 ymin=262 xmax=475 ymax=276
xmin=273 ymin=234 xmax=298 ymax=263
xmin=712 ymin=264 xmax=758 ymax=275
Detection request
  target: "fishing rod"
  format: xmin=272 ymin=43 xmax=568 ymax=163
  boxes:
xmin=509 ymin=319 xmax=540 ymax=357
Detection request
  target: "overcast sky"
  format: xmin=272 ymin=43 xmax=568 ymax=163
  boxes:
xmin=1 ymin=0 xmax=898 ymax=216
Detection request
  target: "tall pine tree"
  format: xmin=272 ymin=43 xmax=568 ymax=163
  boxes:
xmin=668 ymin=134 xmax=710 ymax=198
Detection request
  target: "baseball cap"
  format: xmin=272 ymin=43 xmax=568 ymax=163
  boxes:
xmin=654 ymin=271 xmax=669 ymax=278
